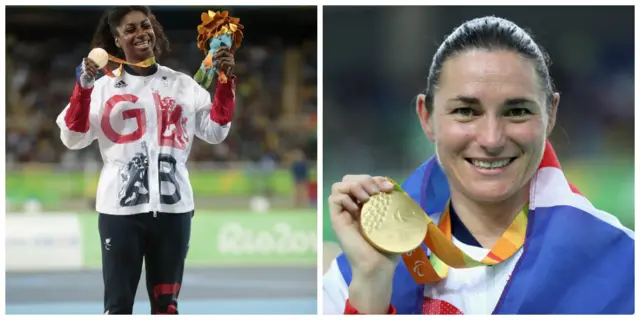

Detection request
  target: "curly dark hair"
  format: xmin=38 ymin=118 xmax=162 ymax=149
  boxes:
xmin=90 ymin=6 xmax=171 ymax=60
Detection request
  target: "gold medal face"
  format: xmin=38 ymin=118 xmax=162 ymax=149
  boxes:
xmin=360 ymin=190 xmax=428 ymax=254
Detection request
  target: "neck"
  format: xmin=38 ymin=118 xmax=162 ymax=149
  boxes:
xmin=123 ymin=62 xmax=157 ymax=76
xmin=122 ymin=54 xmax=155 ymax=75
xmin=449 ymin=184 xmax=529 ymax=248
xmin=129 ymin=64 xmax=155 ymax=76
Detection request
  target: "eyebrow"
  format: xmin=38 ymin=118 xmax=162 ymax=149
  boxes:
xmin=449 ymin=95 xmax=537 ymax=106
xmin=124 ymin=19 xmax=150 ymax=27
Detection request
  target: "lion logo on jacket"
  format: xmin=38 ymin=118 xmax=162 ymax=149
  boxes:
xmin=156 ymin=93 xmax=189 ymax=150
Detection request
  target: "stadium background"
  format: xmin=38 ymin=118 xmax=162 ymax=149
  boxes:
xmin=5 ymin=6 xmax=317 ymax=314
xmin=322 ymin=6 xmax=635 ymax=271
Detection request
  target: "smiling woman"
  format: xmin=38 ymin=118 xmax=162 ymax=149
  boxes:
xmin=323 ymin=16 xmax=634 ymax=315
xmin=417 ymin=46 xmax=556 ymax=240
xmin=55 ymin=5 xmax=240 ymax=315
xmin=90 ymin=6 xmax=170 ymax=76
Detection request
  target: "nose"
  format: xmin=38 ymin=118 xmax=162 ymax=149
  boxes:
xmin=476 ymin=116 xmax=506 ymax=155
xmin=134 ymin=26 xmax=149 ymax=37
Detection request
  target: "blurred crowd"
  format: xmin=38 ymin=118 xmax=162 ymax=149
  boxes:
xmin=6 ymin=18 xmax=316 ymax=170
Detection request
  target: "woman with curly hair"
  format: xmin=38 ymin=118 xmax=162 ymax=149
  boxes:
xmin=56 ymin=6 xmax=239 ymax=314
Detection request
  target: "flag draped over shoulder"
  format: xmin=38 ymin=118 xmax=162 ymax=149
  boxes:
xmin=333 ymin=141 xmax=634 ymax=314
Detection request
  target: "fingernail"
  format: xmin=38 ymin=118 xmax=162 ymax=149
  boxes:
xmin=383 ymin=180 xmax=394 ymax=189
xmin=371 ymin=185 xmax=380 ymax=193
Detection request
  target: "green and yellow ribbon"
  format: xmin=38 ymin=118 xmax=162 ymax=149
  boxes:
xmin=101 ymin=54 xmax=156 ymax=78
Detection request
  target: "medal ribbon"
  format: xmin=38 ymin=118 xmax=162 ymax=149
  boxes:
xmin=388 ymin=179 xmax=528 ymax=284
xmin=100 ymin=54 xmax=156 ymax=78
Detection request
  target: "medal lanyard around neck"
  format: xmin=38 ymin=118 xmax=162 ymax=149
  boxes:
xmin=102 ymin=55 xmax=156 ymax=78
xmin=393 ymin=180 xmax=529 ymax=284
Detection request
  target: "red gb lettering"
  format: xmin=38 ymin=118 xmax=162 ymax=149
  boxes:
xmin=101 ymin=94 xmax=147 ymax=144
xmin=153 ymin=92 xmax=189 ymax=150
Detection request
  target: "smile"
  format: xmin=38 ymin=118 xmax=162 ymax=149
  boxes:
xmin=134 ymin=40 xmax=151 ymax=49
xmin=465 ymin=157 xmax=517 ymax=173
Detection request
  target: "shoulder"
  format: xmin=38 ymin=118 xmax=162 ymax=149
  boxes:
xmin=532 ymin=167 xmax=634 ymax=241
xmin=542 ymin=200 xmax=634 ymax=242
xmin=401 ymin=159 xmax=432 ymax=190
xmin=158 ymin=65 xmax=202 ymax=90
xmin=158 ymin=65 xmax=185 ymax=79
xmin=93 ymin=74 xmax=116 ymax=89
xmin=401 ymin=157 xmax=441 ymax=206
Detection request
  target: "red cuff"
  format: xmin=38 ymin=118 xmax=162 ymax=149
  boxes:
xmin=64 ymin=82 xmax=93 ymax=133
xmin=344 ymin=299 xmax=396 ymax=315
xmin=209 ymin=75 xmax=237 ymax=126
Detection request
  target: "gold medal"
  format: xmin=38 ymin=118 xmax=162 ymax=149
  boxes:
xmin=86 ymin=47 xmax=156 ymax=78
xmin=360 ymin=189 xmax=428 ymax=254
xmin=88 ymin=48 xmax=109 ymax=68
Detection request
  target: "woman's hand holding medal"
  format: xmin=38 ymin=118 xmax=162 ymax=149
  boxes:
xmin=329 ymin=175 xmax=428 ymax=313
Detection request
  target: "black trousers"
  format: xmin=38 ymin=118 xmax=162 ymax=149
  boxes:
xmin=98 ymin=211 xmax=193 ymax=314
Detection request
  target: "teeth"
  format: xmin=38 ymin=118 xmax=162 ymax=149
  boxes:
xmin=471 ymin=159 xmax=511 ymax=169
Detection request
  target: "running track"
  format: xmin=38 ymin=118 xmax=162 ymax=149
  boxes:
xmin=6 ymin=266 xmax=316 ymax=314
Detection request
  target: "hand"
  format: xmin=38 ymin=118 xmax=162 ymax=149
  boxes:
xmin=329 ymin=175 xmax=398 ymax=313
xmin=213 ymin=47 xmax=235 ymax=77
xmin=77 ymin=57 xmax=100 ymax=89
